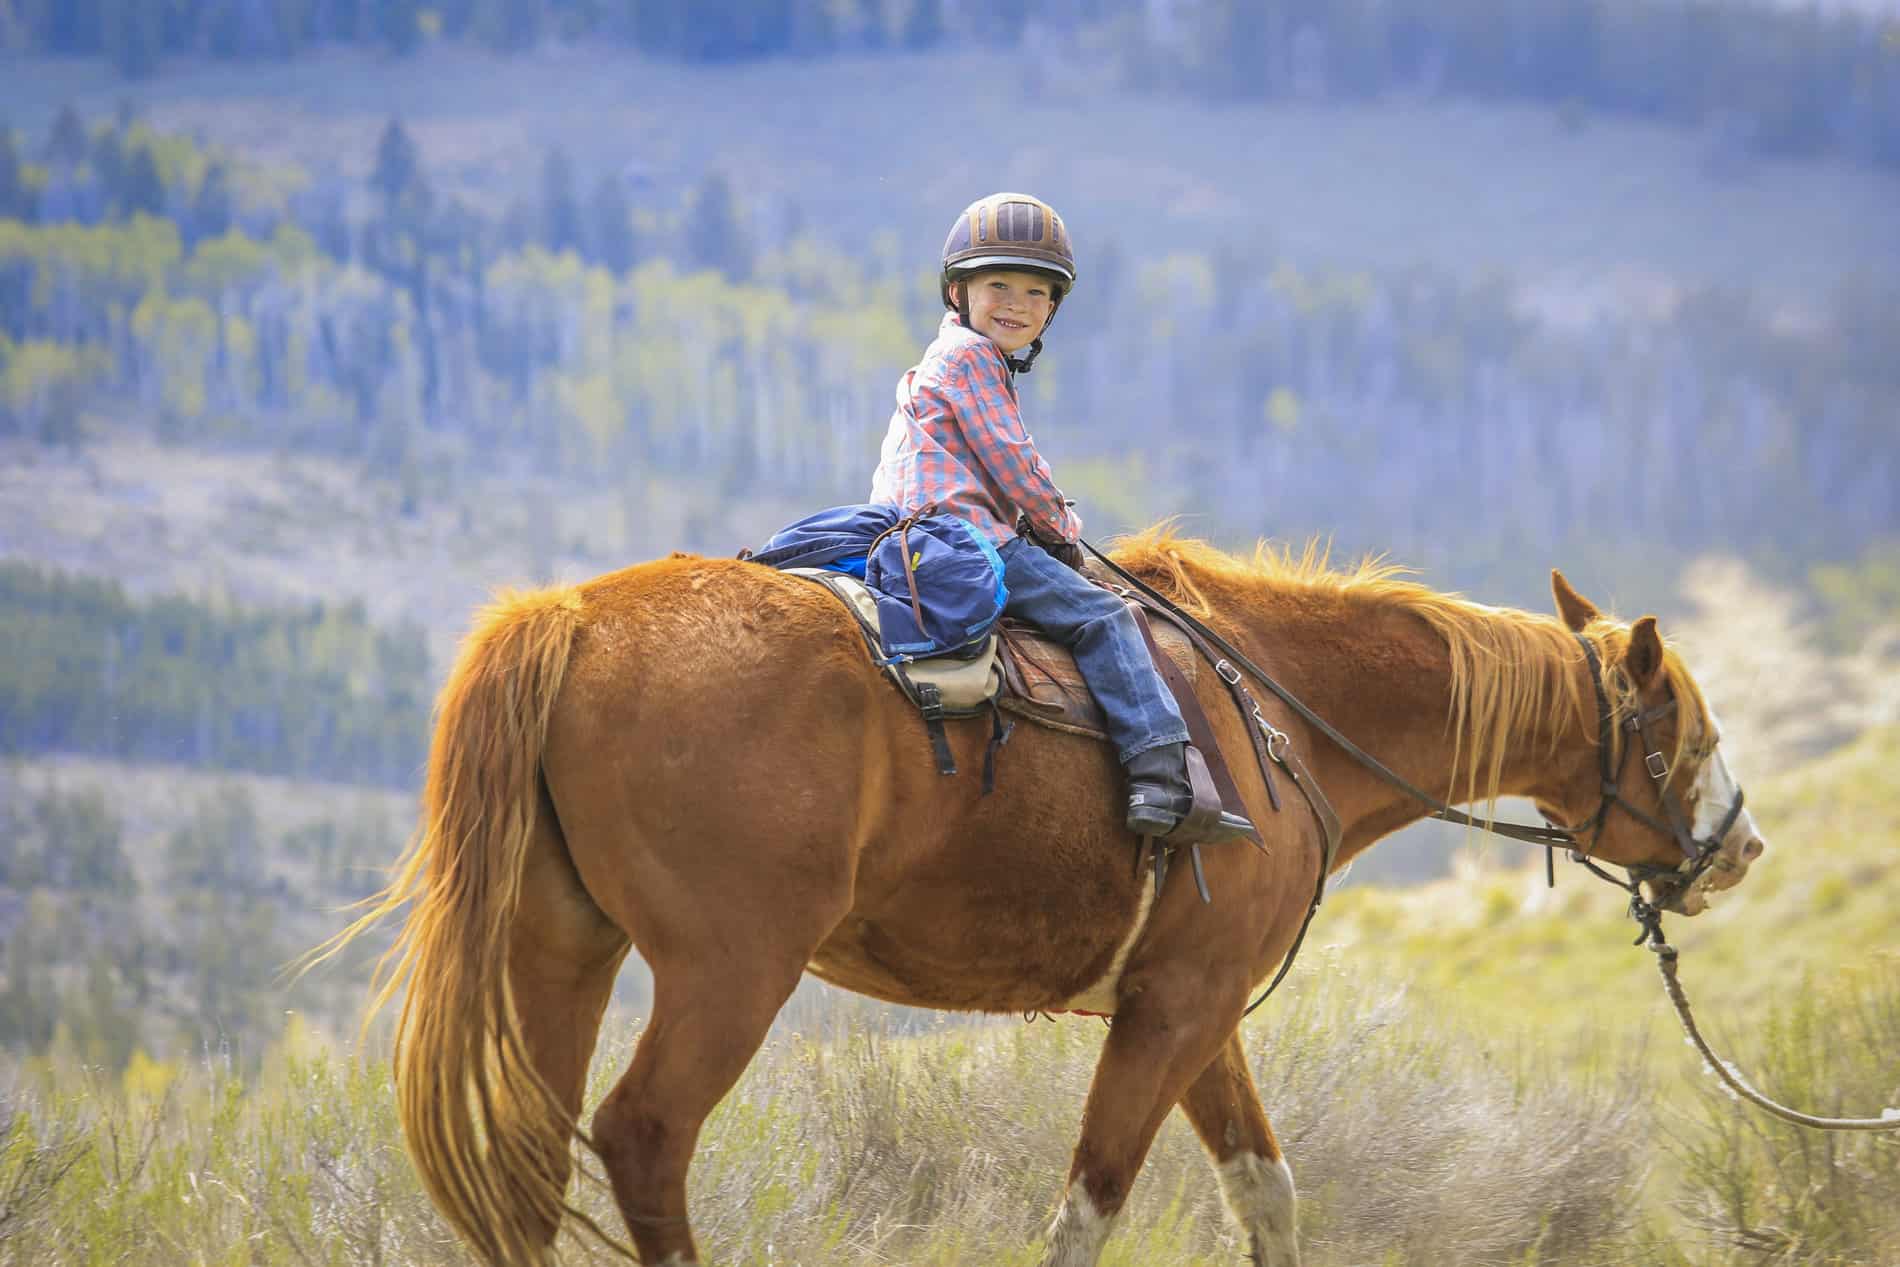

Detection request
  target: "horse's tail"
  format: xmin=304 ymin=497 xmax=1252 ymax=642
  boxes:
xmin=310 ymin=584 xmax=597 ymax=1267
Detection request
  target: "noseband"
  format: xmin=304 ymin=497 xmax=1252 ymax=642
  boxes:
xmin=1554 ymin=636 xmax=1746 ymax=913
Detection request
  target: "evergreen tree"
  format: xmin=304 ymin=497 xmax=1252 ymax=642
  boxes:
xmin=540 ymin=147 xmax=583 ymax=255
xmin=45 ymin=105 xmax=89 ymax=168
xmin=370 ymin=118 xmax=422 ymax=210
xmin=121 ymin=143 xmax=165 ymax=216
xmin=382 ymin=0 xmax=423 ymax=54
xmin=102 ymin=0 xmax=163 ymax=77
xmin=473 ymin=0 xmax=540 ymax=51
xmin=0 ymin=126 xmax=28 ymax=221
xmin=902 ymin=0 xmax=944 ymax=50
xmin=88 ymin=121 xmax=125 ymax=213
xmin=685 ymin=171 xmax=752 ymax=280
xmin=590 ymin=172 xmax=637 ymax=274
xmin=191 ymin=161 xmax=234 ymax=242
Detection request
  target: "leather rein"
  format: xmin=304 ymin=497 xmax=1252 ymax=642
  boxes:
xmin=1077 ymin=540 xmax=1745 ymax=1013
xmin=1079 ymin=541 xmax=1900 ymax=1133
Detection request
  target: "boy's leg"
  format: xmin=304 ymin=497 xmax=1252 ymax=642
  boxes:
xmin=999 ymin=538 xmax=1254 ymax=846
xmin=998 ymin=537 xmax=1187 ymax=762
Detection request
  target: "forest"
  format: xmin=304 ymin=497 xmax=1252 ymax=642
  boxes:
xmin=0 ymin=562 xmax=429 ymax=784
xmin=4 ymin=0 xmax=1897 ymax=171
xmin=2 ymin=103 xmax=1896 ymax=585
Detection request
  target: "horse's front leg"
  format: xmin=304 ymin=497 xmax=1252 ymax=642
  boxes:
xmin=1177 ymin=1031 xmax=1299 ymax=1267
xmin=1040 ymin=963 xmax=1246 ymax=1267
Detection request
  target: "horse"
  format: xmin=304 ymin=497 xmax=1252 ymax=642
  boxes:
xmin=327 ymin=527 xmax=1767 ymax=1267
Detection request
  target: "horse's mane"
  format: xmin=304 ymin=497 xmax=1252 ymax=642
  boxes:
xmin=1110 ymin=525 xmax=1709 ymax=812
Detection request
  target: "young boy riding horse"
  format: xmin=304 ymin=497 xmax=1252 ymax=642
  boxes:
xmin=871 ymin=191 xmax=1251 ymax=848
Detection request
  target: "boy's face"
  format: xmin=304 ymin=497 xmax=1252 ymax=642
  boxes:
xmin=954 ymin=269 xmax=1057 ymax=354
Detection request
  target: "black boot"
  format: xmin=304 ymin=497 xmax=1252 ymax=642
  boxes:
xmin=1124 ymin=741 xmax=1255 ymax=844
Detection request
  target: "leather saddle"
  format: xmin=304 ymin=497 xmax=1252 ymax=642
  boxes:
xmin=787 ymin=569 xmax=1260 ymax=847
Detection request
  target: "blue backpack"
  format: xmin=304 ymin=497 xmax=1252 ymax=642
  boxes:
xmin=749 ymin=504 xmax=1008 ymax=661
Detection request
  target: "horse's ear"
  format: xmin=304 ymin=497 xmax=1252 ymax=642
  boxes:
xmin=1551 ymin=570 xmax=1600 ymax=632
xmin=1626 ymin=616 xmax=1665 ymax=688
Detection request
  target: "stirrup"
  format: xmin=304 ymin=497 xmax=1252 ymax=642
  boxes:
xmin=1178 ymin=744 xmax=1254 ymax=841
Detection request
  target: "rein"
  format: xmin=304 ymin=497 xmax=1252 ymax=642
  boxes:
xmin=1081 ymin=540 xmax=1900 ymax=1134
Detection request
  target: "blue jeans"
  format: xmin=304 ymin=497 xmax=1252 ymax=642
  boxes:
xmin=998 ymin=537 xmax=1190 ymax=763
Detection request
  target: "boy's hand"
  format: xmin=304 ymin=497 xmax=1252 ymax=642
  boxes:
xmin=1017 ymin=512 xmax=1086 ymax=571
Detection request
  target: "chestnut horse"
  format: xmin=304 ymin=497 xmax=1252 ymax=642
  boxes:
xmin=330 ymin=529 xmax=1767 ymax=1267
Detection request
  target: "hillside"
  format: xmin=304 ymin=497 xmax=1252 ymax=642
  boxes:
xmin=4 ymin=45 xmax=1898 ymax=299
xmin=1318 ymin=722 xmax=1900 ymax=1060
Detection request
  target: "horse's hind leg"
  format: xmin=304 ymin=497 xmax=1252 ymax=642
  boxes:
xmin=1177 ymin=1032 xmax=1298 ymax=1267
xmin=1042 ymin=969 xmax=1245 ymax=1267
xmin=507 ymin=796 xmax=631 ymax=1253
xmin=588 ymin=921 xmax=832 ymax=1267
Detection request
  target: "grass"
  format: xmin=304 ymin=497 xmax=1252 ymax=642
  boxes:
xmin=3 ymin=741 xmax=1895 ymax=1266
xmin=1319 ymin=723 xmax=1900 ymax=1062
xmin=6 ymin=961 xmax=1893 ymax=1265
xmin=0 ymin=978 xmax=1656 ymax=1266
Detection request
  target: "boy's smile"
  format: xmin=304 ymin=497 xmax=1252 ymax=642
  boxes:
xmin=956 ymin=270 xmax=1056 ymax=355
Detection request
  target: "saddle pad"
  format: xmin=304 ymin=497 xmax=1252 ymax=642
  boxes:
xmin=788 ymin=569 xmax=1003 ymax=715
xmin=997 ymin=617 xmax=1199 ymax=740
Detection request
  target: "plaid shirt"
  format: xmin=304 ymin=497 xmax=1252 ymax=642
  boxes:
xmin=870 ymin=314 xmax=1083 ymax=547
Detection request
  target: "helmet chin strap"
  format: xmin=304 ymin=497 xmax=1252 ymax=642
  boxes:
xmin=1004 ymin=304 xmax=1058 ymax=376
xmin=1005 ymin=337 xmax=1044 ymax=376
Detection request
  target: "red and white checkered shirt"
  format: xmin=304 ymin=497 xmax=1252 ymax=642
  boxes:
xmin=870 ymin=313 xmax=1083 ymax=547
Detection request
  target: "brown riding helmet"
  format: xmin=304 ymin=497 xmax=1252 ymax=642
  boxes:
xmin=940 ymin=192 xmax=1076 ymax=310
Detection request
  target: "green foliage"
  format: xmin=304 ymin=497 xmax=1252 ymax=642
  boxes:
xmin=0 ymin=562 xmax=431 ymax=786
xmin=1669 ymin=965 xmax=1900 ymax=1263
xmin=0 ymin=338 xmax=107 ymax=442
xmin=0 ymin=785 xmax=134 ymax=894
xmin=1810 ymin=541 xmax=1900 ymax=653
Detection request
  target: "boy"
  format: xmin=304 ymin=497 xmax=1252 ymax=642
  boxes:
xmin=870 ymin=191 xmax=1251 ymax=847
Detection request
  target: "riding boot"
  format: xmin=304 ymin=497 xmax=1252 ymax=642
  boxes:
xmin=1124 ymin=741 xmax=1255 ymax=844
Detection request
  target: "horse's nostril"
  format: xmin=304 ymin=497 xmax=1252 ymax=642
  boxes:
xmin=1742 ymin=838 xmax=1765 ymax=862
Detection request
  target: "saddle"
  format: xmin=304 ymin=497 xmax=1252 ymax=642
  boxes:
xmin=789 ymin=567 xmax=1268 ymax=870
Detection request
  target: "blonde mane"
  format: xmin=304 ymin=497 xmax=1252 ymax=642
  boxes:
xmin=1110 ymin=526 xmax=1709 ymax=812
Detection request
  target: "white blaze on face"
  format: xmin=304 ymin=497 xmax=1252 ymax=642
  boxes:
xmin=1689 ymin=709 xmax=1762 ymax=894
xmin=1042 ymin=1187 xmax=1115 ymax=1267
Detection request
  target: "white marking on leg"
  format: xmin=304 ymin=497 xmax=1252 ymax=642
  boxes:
xmin=1057 ymin=880 xmax=1157 ymax=1015
xmin=1042 ymin=1185 xmax=1115 ymax=1267
xmin=1216 ymin=1153 xmax=1299 ymax=1267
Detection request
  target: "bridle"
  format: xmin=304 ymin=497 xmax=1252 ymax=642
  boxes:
xmin=1077 ymin=541 xmax=1749 ymax=997
xmin=1084 ymin=543 xmax=1900 ymax=1134
xmin=1549 ymin=637 xmax=1747 ymax=939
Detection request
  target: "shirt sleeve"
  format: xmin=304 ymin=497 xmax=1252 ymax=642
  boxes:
xmin=944 ymin=345 xmax=1083 ymax=544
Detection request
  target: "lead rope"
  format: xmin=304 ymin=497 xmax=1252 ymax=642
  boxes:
xmin=1632 ymin=914 xmax=1900 ymax=1132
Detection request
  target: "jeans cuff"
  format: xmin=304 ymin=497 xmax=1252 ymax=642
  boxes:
xmin=1117 ymin=731 xmax=1191 ymax=765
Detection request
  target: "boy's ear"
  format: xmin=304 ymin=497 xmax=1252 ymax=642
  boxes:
xmin=946 ymin=279 xmax=964 ymax=309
